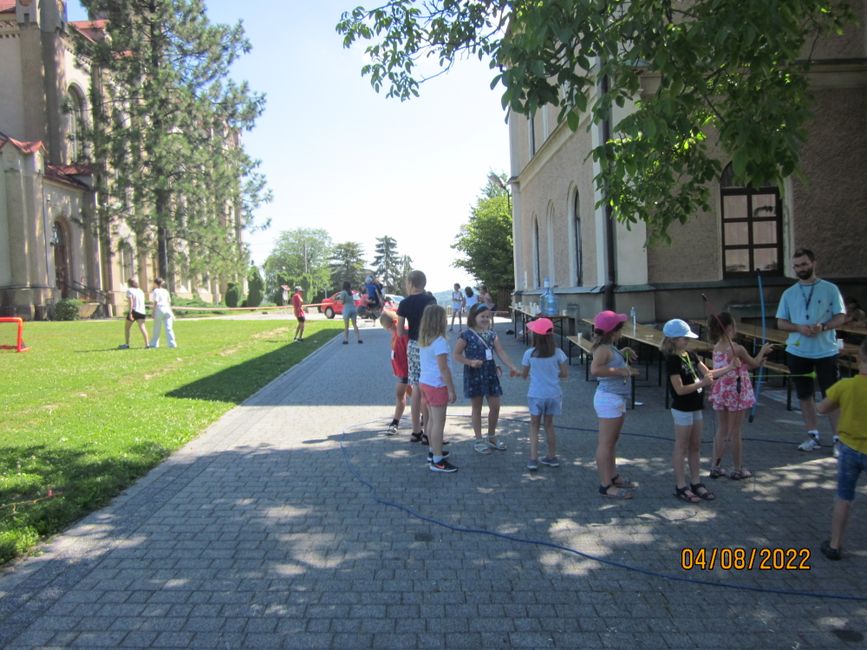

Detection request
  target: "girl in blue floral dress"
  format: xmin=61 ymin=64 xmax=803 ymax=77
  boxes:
xmin=453 ymin=304 xmax=519 ymax=454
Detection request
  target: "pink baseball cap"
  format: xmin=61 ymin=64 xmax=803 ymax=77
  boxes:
xmin=526 ymin=318 xmax=554 ymax=335
xmin=593 ymin=310 xmax=628 ymax=333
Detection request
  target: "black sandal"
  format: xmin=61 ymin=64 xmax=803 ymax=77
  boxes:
xmin=690 ymin=482 xmax=715 ymax=501
xmin=599 ymin=483 xmax=633 ymax=499
xmin=611 ymin=474 xmax=637 ymax=489
xmin=410 ymin=432 xmax=423 ymax=443
xmin=675 ymin=485 xmax=701 ymax=503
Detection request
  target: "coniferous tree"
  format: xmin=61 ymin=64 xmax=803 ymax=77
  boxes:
xmin=78 ymin=0 xmax=269 ymax=289
xmin=372 ymin=235 xmax=401 ymax=293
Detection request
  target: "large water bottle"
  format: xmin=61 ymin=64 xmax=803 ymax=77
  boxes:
xmin=630 ymin=306 xmax=637 ymax=333
xmin=542 ymin=278 xmax=557 ymax=316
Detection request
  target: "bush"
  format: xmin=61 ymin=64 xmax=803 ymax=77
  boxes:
xmin=224 ymin=283 xmax=242 ymax=308
xmin=247 ymin=267 xmax=264 ymax=307
xmin=53 ymin=298 xmax=82 ymax=321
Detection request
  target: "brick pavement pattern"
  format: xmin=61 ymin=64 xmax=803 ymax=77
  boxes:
xmin=1 ymin=323 xmax=865 ymax=648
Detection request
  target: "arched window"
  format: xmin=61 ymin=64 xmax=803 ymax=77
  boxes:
xmin=66 ymin=86 xmax=86 ymax=162
xmin=720 ymin=164 xmax=783 ymax=277
xmin=118 ymin=240 xmax=135 ymax=283
xmin=533 ymin=217 xmax=541 ymax=288
xmin=573 ymin=190 xmax=583 ymax=286
xmin=52 ymin=220 xmax=69 ymax=298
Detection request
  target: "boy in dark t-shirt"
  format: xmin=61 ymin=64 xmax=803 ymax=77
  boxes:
xmin=398 ymin=270 xmax=437 ymax=442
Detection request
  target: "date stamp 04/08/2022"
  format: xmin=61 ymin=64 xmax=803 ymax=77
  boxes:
xmin=680 ymin=547 xmax=812 ymax=571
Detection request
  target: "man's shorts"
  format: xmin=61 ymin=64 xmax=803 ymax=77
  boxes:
xmin=408 ymin=340 xmax=421 ymax=385
xmin=837 ymin=441 xmax=866 ymax=501
xmin=786 ymin=353 xmax=838 ymax=400
xmin=420 ymin=383 xmax=449 ymax=407
xmin=594 ymin=390 xmax=627 ymax=419
xmin=528 ymin=396 xmax=562 ymax=417
xmin=127 ymin=310 xmax=145 ymax=322
xmin=670 ymin=408 xmax=703 ymax=427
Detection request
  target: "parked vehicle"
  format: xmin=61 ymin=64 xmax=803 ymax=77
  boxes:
xmin=319 ymin=291 xmax=366 ymax=319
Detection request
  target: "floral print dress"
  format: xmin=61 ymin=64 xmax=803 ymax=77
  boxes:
xmin=460 ymin=328 xmax=502 ymax=398
xmin=709 ymin=350 xmax=756 ymax=411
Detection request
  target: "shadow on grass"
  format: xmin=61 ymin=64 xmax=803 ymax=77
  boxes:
xmin=165 ymin=329 xmax=336 ymax=404
xmin=0 ymin=441 xmax=173 ymax=564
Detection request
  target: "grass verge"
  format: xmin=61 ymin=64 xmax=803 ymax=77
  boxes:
xmin=0 ymin=317 xmax=340 ymax=564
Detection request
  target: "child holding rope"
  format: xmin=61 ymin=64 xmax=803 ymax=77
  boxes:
xmin=419 ymin=304 xmax=458 ymax=473
xmin=816 ymin=338 xmax=867 ymax=560
xmin=662 ymin=319 xmax=738 ymax=503
xmin=706 ymin=311 xmax=773 ymax=480
xmin=520 ymin=318 xmax=568 ymax=471
xmin=380 ymin=311 xmax=409 ymax=435
xmin=453 ymin=304 xmax=519 ymax=454
xmin=590 ymin=310 xmax=639 ymax=498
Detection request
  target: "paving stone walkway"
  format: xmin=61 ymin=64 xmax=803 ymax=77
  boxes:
xmin=1 ymin=322 xmax=865 ymax=648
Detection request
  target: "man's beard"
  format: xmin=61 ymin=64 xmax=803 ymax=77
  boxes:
xmin=796 ymin=268 xmax=814 ymax=280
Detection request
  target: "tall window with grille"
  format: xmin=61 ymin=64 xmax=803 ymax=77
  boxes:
xmin=720 ymin=163 xmax=783 ymax=277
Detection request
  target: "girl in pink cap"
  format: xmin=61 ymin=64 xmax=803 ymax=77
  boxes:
xmin=520 ymin=318 xmax=568 ymax=471
xmin=590 ymin=310 xmax=639 ymax=498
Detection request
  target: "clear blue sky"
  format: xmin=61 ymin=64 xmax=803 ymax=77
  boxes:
xmin=68 ymin=1 xmax=511 ymax=294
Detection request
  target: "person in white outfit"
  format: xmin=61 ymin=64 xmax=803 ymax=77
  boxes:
xmin=149 ymin=277 xmax=177 ymax=349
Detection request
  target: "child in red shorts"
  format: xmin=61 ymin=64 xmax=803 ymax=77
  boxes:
xmin=380 ymin=312 xmax=411 ymax=435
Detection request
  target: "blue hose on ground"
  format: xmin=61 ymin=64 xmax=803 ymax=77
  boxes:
xmin=339 ymin=420 xmax=867 ymax=603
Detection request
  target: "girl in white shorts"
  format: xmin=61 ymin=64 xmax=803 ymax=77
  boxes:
xmin=590 ymin=311 xmax=639 ymax=499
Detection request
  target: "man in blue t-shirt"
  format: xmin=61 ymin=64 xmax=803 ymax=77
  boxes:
xmin=775 ymin=248 xmax=846 ymax=452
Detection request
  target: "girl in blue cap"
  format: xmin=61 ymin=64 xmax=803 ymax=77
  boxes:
xmin=662 ymin=319 xmax=738 ymax=503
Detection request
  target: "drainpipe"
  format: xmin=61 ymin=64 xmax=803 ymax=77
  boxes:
xmin=601 ymin=73 xmax=616 ymax=310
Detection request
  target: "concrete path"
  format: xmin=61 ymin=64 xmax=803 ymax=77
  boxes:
xmin=1 ymin=322 xmax=865 ymax=648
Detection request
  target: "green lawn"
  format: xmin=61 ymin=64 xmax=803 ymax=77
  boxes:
xmin=0 ymin=317 xmax=341 ymax=564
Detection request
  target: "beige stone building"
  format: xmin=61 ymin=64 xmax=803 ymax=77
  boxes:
xmin=1 ymin=0 xmax=236 ymax=319
xmin=508 ymin=4 xmax=867 ymax=325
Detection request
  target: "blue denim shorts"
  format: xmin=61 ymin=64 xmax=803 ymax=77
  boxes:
xmin=837 ymin=441 xmax=866 ymax=501
xmin=528 ymin=396 xmax=561 ymax=417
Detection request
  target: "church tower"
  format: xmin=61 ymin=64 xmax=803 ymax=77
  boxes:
xmin=15 ymin=0 xmax=69 ymax=163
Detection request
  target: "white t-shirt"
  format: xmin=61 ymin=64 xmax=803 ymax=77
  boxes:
xmin=151 ymin=287 xmax=172 ymax=313
xmin=521 ymin=348 xmax=568 ymax=399
xmin=419 ymin=336 xmax=450 ymax=387
xmin=127 ymin=287 xmax=146 ymax=314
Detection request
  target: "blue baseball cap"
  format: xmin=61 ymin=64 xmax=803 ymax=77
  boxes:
xmin=662 ymin=318 xmax=698 ymax=339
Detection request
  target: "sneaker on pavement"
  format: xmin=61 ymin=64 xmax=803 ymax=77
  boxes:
xmin=798 ymin=437 xmax=821 ymax=452
xmin=527 ymin=459 xmax=539 ymax=471
xmin=386 ymin=423 xmax=398 ymax=436
xmin=820 ymin=540 xmax=842 ymax=561
xmin=429 ymin=458 xmax=458 ymax=473
xmin=474 ymin=441 xmax=492 ymax=454
xmin=427 ymin=450 xmax=450 ymax=464
xmin=540 ymin=456 xmax=560 ymax=467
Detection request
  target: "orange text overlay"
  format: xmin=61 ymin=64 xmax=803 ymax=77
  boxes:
xmin=680 ymin=547 xmax=811 ymax=571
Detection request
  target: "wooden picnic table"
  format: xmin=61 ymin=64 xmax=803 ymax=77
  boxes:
xmin=735 ymin=322 xmax=859 ymax=359
xmin=580 ymin=319 xmax=712 ymax=386
xmin=511 ymin=306 xmax=572 ymax=350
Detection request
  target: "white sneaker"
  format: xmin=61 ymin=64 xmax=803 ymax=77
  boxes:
xmin=474 ymin=441 xmax=492 ymax=454
xmin=798 ymin=437 xmax=820 ymax=452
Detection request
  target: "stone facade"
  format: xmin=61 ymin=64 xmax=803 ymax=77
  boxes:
xmin=0 ymin=0 xmax=234 ymax=319
xmin=508 ymin=3 xmax=867 ymax=325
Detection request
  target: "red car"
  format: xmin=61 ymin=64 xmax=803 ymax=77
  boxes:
xmin=319 ymin=291 xmax=367 ymax=319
